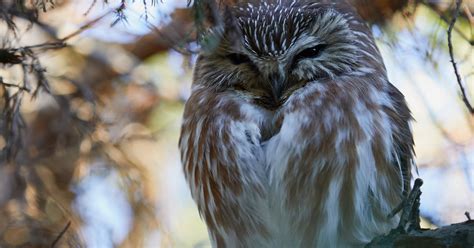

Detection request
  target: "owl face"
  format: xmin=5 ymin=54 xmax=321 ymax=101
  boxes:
xmin=194 ymin=1 xmax=362 ymax=107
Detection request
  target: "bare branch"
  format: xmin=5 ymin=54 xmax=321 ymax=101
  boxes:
xmin=0 ymin=77 xmax=30 ymax=93
xmin=50 ymin=221 xmax=71 ymax=248
xmin=368 ymin=178 xmax=474 ymax=247
xmin=422 ymin=2 xmax=474 ymax=45
xmin=11 ymin=6 xmax=116 ymax=53
xmin=447 ymin=0 xmax=474 ymax=114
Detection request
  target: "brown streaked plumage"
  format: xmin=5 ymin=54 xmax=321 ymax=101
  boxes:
xmin=179 ymin=0 xmax=414 ymax=247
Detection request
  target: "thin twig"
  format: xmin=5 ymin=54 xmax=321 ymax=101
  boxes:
xmin=50 ymin=221 xmax=71 ymax=248
xmin=60 ymin=9 xmax=112 ymax=42
xmin=0 ymin=82 xmax=30 ymax=92
xmin=421 ymin=2 xmax=474 ymax=45
xmin=84 ymin=0 xmax=98 ymax=16
xmin=466 ymin=212 xmax=472 ymax=221
xmin=462 ymin=4 xmax=473 ymax=24
xmin=447 ymin=0 xmax=474 ymax=114
xmin=0 ymin=78 xmax=30 ymax=92
xmin=2 ymin=4 xmax=119 ymax=55
xmin=388 ymin=200 xmax=405 ymax=219
xmin=396 ymin=178 xmax=423 ymax=232
xmin=21 ymin=8 xmax=114 ymax=52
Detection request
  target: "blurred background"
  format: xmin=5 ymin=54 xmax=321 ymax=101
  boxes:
xmin=0 ymin=0 xmax=472 ymax=247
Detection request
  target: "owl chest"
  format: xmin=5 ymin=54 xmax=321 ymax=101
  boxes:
xmin=257 ymin=98 xmax=392 ymax=183
xmin=242 ymin=88 xmax=398 ymax=245
xmin=184 ymin=84 xmax=400 ymax=246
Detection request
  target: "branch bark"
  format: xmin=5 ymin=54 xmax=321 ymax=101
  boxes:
xmin=367 ymin=178 xmax=474 ymax=247
xmin=367 ymin=220 xmax=474 ymax=247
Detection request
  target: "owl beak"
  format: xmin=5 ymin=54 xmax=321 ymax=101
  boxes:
xmin=268 ymin=73 xmax=285 ymax=103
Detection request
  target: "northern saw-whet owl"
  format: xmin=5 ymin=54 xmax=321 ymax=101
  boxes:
xmin=179 ymin=0 xmax=414 ymax=247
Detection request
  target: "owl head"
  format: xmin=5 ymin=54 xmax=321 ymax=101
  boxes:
xmin=193 ymin=0 xmax=381 ymax=108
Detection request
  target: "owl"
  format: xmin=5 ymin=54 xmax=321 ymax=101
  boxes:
xmin=179 ymin=0 xmax=414 ymax=247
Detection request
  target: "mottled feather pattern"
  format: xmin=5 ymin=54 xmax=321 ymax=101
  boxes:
xmin=179 ymin=0 xmax=414 ymax=247
xmin=179 ymin=86 xmax=272 ymax=247
xmin=266 ymin=77 xmax=405 ymax=247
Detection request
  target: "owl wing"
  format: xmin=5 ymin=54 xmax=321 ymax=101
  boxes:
xmin=385 ymin=82 xmax=415 ymax=195
xmin=179 ymin=87 xmax=268 ymax=246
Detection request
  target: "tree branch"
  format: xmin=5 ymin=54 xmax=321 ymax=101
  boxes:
xmin=50 ymin=221 xmax=71 ymax=248
xmin=0 ymin=77 xmax=30 ymax=93
xmin=367 ymin=178 xmax=474 ymax=247
xmin=447 ymin=0 xmax=474 ymax=114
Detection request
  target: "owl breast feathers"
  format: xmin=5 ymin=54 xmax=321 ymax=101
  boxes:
xmin=179 ymin=0 xmax=414 ymax=247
